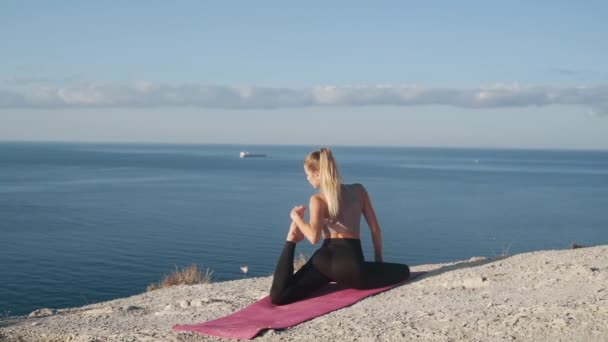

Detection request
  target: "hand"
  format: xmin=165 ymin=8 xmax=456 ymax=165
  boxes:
xmin=374 ymin=254 xmax=383 ymax=263
xmin=290 ymin=205 xmax=307 ymax=221
xmin=287 ymin=222 xmax=305 ymax=243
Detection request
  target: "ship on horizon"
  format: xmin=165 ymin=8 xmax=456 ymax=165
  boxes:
xmin=240 ymin=151 xmax=267 ymax=158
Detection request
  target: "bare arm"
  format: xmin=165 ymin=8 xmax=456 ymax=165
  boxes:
xmin=359 ymin=184 xmax=383 ymax=262
xmin=290 ymin=195 xmax=326 ymax=244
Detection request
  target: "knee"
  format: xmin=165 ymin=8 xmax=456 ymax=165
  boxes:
xmin=270 ymin=296 xmax=292 ymax=306
xmin=401 ymin=264 xmax=411 ymax=281
xmin=270 ymin=296 xmax=286 ymax=306
xmin=269 ymin=288 xmax=282 ymax=305
xmin=269 ymin=290 xmax=289 ymax=306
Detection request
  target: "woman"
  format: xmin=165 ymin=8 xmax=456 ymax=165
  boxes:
xmin=270 ymin=147 xmax=410 ymax=305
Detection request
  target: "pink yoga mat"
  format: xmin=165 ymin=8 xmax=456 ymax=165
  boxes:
xmin=173 ymin=271 xmax=425 ymax=340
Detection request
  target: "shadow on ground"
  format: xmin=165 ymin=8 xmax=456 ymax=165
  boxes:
xmin=407 ymin=254 xmax=511 ymax=284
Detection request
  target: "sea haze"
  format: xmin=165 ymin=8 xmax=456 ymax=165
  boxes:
xmin=1 ymin=142 xmax=607 ymax=316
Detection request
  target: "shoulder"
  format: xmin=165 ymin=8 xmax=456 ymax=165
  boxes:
xmin=309 ymin=193 xmax=328 ymax=215
xmin=350 ymin=182 xmax=365 ymax=190
xmin=350 ymin=183 xmax=368 ymax=196
xmin=309 ymin=193 xmax=326 ymax=205
xmin=349 ymin=183 xmax=370 ymax=205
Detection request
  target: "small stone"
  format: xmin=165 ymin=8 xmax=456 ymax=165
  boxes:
xmin=468 ymin=256 xmax=486 ymax=262
xmin=179 ymin=300 xmax=190 ymax=308
xmin=164 ymin=304 xmax=173 ymax=311
xmin=31 ymin=321 xmax=39 ymax=326
xmin=552 ymin=318 xmax=568 ymax=327
xmin=264 ymin=330 xmax=277 ymax=337
xmin=463 ymin=276 xmax=488 ymax=288
xmin=121 ymin=305 xmax=139 ymax=312
xmin=82 ymin=307 xmax=113 ymax=316
xmin=191 ymin=299 xmax=203 ymax=307
xmin=29 ymin=308 xmax=56 ymax=318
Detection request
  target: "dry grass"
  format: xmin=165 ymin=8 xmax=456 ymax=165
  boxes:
xmin=294 ymin=253 xmax=309 ymax=271
xmin=500 ymin=242 xmax=512 ymax=257
xmin=570 ymin=241 xmax=588 ymax=249
xmin=269 ymin=253 xmax=310 ymax=276
xmin=147 ymin=264 xmax=213 ymax=292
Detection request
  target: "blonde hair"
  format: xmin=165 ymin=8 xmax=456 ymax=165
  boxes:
xmin=304 ymin=147 xmax=342 ymax=219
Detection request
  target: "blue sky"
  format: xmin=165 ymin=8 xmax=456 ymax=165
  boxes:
xmin=1 ymin=1 xmax=607 ymax=149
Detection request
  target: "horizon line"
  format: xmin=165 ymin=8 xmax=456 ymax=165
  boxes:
xmin=1 ymin=139 xmax=607 ymax=153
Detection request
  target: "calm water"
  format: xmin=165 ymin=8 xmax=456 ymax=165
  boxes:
xmin=1 ymin=142 xmax=607 ymax=316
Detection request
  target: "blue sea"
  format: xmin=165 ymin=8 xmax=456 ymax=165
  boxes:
xmin=1 ymin=142 xmax=607 ymax=317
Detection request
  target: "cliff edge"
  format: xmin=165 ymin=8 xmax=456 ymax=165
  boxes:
xmin=1 ymin=245 xmax=607 ymax=341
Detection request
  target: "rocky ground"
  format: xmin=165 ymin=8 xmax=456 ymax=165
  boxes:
xmin=1 ymin=245 xmax=607 ymax=342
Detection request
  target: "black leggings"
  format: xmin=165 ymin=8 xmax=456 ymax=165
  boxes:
xmin=270 ymin=238 xmax=410 ymax=305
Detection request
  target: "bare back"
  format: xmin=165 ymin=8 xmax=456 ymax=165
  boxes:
xmin=321 ymin=183 xmax=364 ymax=239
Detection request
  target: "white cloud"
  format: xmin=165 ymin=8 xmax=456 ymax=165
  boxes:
xmin=0 ymin=76 xmax=52 ymax=86
xmin=0 ymin=82 xmax=607 ymax=115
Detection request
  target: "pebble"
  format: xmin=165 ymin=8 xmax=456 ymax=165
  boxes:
xmin=28 ymin=308 xmax=56 ymax=318
xmin=552 ymin=318 xmax=568 ymax=327
xmin=463 ymin=276 xmax=488 ymax=288
xmin=121 ymin=305 xmax=139 ymax=312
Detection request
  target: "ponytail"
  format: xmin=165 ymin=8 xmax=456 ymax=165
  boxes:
xmin=305 ymin=147 xmax=342 ymax=219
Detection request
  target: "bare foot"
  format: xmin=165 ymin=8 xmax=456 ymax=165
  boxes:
xmin=287 ymin=223 xmax=305 ymax=243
